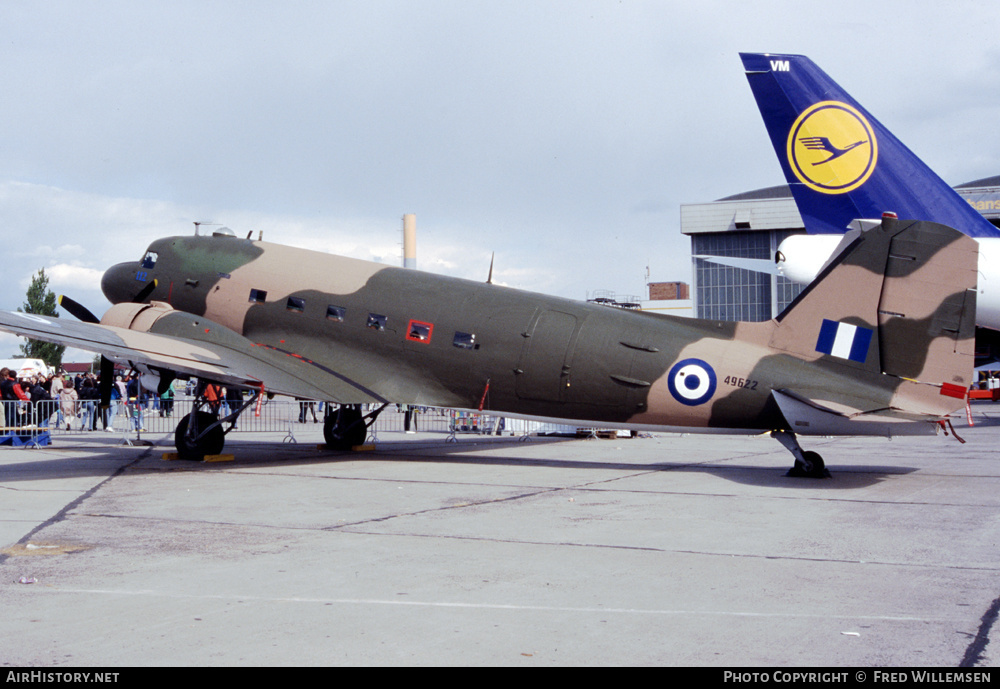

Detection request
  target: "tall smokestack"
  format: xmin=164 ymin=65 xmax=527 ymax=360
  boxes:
xmin=402 ymin=214 xmax=416 ymax=269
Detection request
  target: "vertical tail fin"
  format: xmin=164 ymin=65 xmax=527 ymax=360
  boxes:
xmin=740 ymin=53 xmax=1000 ymax=239
xmin=770 ymin=216 xmax=977 ymax=411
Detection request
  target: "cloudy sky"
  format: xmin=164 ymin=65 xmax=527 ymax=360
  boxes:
xmin=2 ymin=0 xmax=1000 ymax=360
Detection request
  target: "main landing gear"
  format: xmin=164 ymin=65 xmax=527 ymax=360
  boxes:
xmin=322 ymin=403 xmax=388 ymax=450
xmin=175 ymin=411 xmax=225 ymax=458
xmin=174 ymin=381 xmax=260 ymax=459
xmin=771 ymin=430 xmax=830 ymax=479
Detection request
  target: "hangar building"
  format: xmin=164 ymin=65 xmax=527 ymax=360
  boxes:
xmin=681 ymin=176 xmax=1000 ymax=321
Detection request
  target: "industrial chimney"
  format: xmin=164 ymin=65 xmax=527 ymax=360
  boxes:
xmin=402 ymin=214 xmax=416 ymax=269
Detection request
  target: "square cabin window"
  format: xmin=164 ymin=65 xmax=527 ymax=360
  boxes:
xmin=406 ymin=320 xmax=433 ymax=343
xmin=286 ymin=297 xmax=305 ymax=313
xmin=453 ymin=331 xmax=478 ymax=350
xmin=326 ymin=305 xmax=346 ymax=322
xmin=367 ymin=313 xmax=387 ymax=331
xmin=249 ymin=289 xmax=267 ymax=304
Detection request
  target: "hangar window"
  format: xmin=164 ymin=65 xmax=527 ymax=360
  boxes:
xmin=249 ymin=289 xmax=267 ymax=303
xmin=406 ymin=320 xmax=433 ymax=343
xmin=453 ymin=332 xmax=478 ymax=350
xmin=367 ymin=313 xmax=387 ymax=331
xmin=140 ymin=251 xmax=158 ymax=269
xmin=286 ymin=297 xmax=305 ymax=313
xmin=326 ymin=305 xmax=346 ymax=322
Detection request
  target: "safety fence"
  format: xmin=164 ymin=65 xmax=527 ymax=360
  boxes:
xmin=0 ymin=398 xmax=573 ymax=447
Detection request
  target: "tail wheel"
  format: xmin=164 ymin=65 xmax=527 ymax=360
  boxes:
xmin=793 ymin=450 xmax=827 ymax=478
xmin=175 ymin=411 xmax=224 ymax=459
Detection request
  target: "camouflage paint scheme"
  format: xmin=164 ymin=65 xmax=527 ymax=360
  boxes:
xmin=53 ymin=215 xmax=971 ymax=439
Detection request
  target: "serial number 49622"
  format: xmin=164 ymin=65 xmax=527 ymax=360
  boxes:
xmin=724 ymin=376 xmax=757 ymax=390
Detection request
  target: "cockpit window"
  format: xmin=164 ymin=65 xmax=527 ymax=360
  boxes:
xmin=140 ymin=251 xmax=158 ymax=269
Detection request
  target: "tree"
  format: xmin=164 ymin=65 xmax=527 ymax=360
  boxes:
xmin=17 ymin=268 xmax=65 ymax=369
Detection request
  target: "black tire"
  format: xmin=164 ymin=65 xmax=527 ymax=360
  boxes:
xmin=174 ymin=411 xmax=224 ymax=458
xmin=323 ymin=406 xmax=366 ymax=450
xmin=794 ymin=450 xmax=827 ymax=478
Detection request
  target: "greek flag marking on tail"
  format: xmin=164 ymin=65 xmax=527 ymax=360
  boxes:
xmin=815 ymin=319 xmax=872 ymax=363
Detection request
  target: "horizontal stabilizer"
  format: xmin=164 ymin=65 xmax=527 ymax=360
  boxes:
xmin=693 ymin=255 xmax=781 ymax=276
xmin=771 ymin=389 xmax=938 ymax=436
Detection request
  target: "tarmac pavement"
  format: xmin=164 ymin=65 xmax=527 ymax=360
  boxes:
xmin=1 ymin=407 xmax=999 ymax=667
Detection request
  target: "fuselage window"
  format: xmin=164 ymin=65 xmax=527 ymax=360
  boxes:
xmin=406 ymin=320 xmax=433 ymax=343
xmin=453 ymin=331 xmax=478 ymax=349
xmin=249 ymin=289 xmax=267 ymax=303
xmin=326 ymin=305 xmax=346 ymax=322
xmin=286 ymin=297 xmax=305 ymax=313
xmin=367 ymin=313 xmax=387 ymax=331
xmin=140 ymin=251 xmax=158 ymax=269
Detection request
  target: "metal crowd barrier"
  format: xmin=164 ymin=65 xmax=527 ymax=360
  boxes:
xmin=0 ymin=398 xmax=543 ymax=446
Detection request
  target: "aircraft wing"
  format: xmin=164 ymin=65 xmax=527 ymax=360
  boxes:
xmin=692 ymin=255 xmax=781 ymax=276
xmin=0 ymin=310 xmax=387 ymax=404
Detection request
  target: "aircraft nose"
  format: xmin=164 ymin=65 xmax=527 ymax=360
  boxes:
xmin=101 ymin=262 xmax=140 ymax=304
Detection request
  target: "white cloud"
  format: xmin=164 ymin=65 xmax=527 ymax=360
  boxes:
xmin=45 ymin=264 xmax=106 ymax=293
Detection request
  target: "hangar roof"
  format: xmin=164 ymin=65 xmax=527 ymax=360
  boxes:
xmin=682 ymin=176 xmax=1000 ymax=236
xmin=717 ymin=176 xmax=1000 ymax=201
xmin=956 ymin=175 xmax=1000 ymax=189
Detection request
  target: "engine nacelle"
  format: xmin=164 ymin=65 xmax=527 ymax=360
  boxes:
xmin=99 ymin=301 xmax=178 ymax=331
xmin=777 ymin=233 xmax=1000 ymax=333
xmin=774 ymin=234 xmax=846 ymax=284
xmin=976 ymin=237 xmax=1000 ymax=331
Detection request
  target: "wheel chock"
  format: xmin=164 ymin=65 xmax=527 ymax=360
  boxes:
xmin=161 ymin=452 xmax=234 ymax=462
xmin=316 ymin=443 xmax=376 ymax=451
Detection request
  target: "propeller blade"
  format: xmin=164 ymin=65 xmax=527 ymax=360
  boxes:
xmin=58 ymin=295 xmax=100 ymax=324
xmin=156 ymin=369 xmax=176 ymax=397
xmin=99 ymin=355 xmax=114 ymax=408
xmin=132 ymin=279 xmax=158 ymax=303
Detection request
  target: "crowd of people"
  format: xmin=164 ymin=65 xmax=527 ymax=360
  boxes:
xmin=0 ymin=367 xmax=175 ymax=432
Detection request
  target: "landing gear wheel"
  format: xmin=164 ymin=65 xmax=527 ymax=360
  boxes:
xmin=174 ymin=411 xmax=225 ymax=459
xmin=788 ymin=450 xmax=829 ymax=478
xmin=324 ymin=406 xmax=366 ymax=450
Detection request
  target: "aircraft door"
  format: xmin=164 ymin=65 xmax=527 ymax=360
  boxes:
xmin=564 ymin=315 xmax=633 ymax=408
xmin=515 ymin=310 xmax=579 ymax=403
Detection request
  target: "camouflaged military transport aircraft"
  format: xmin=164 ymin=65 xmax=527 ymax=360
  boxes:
xmin=0 ymin=213 xmax=979 ymax=477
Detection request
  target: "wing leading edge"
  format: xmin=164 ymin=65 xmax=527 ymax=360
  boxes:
xmin=0 ymin=309 xmax=386 ymax=404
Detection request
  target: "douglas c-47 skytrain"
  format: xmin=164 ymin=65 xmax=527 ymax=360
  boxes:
xmin=0 ymin=215 xmax=977 ymax=478
xmin=0 ymin=56 xmax=982 ymax=477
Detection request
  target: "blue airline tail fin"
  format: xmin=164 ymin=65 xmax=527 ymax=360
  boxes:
xmin=740 ymin=53 xmax=1000 ymax=239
